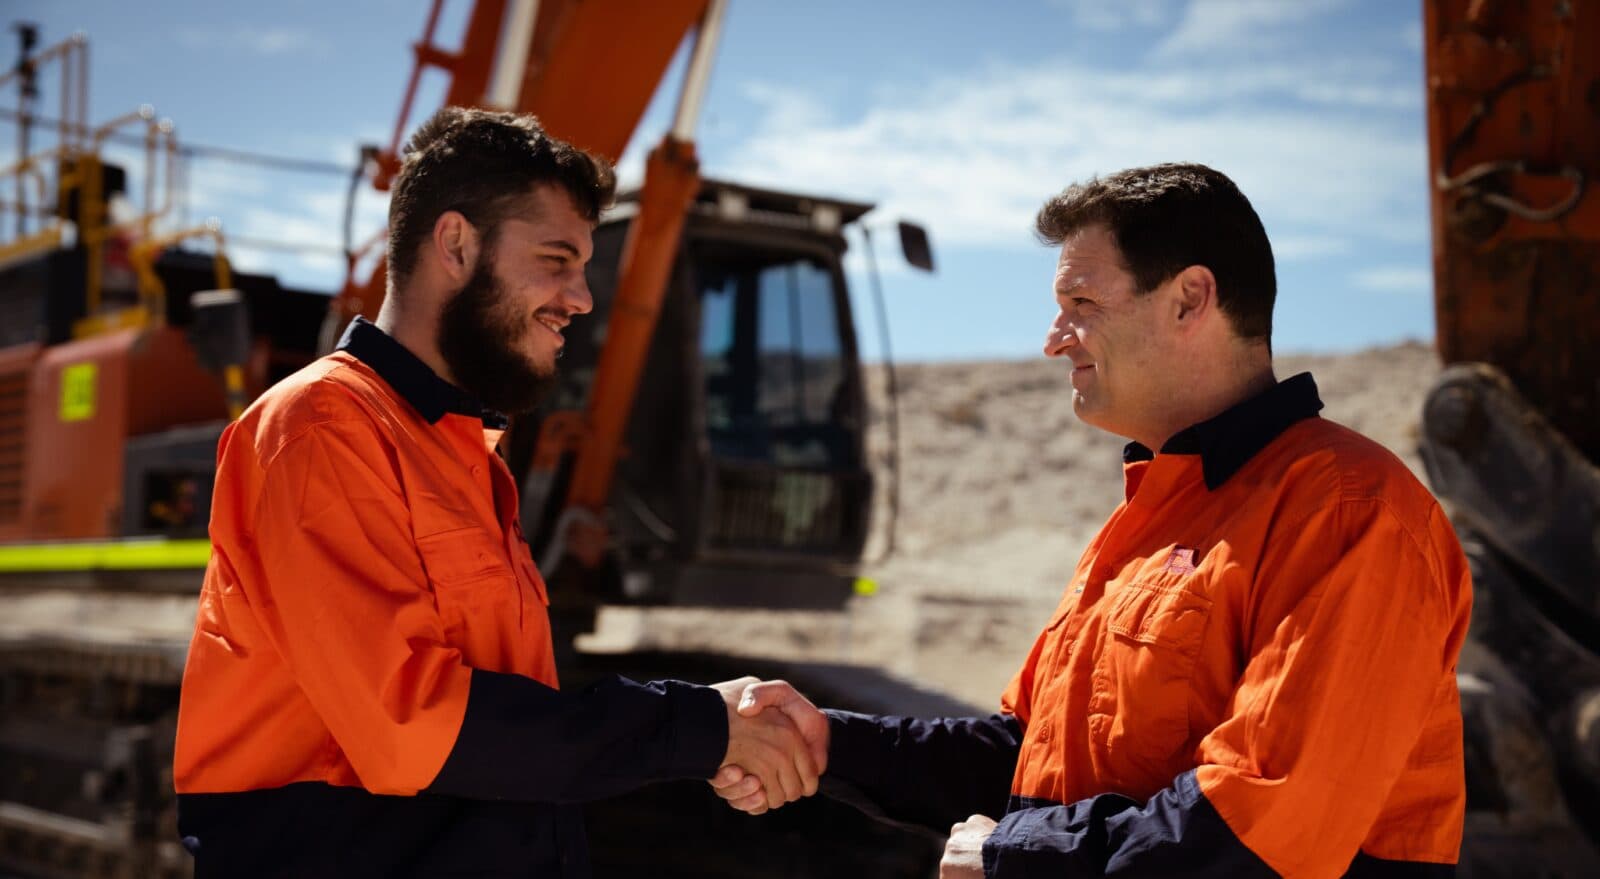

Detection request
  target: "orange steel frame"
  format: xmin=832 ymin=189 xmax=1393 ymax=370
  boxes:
xmin=1423 ymin=0 xmax=1600 ymax=458
xmin=336 ymin=0 xmax=718 ymax=567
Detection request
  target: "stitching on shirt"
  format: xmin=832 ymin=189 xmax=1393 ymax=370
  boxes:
xmin=241 ymin=383 xmax=408 ymax=542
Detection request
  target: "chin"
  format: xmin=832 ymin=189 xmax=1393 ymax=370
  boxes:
xmin=530 ymin=352 xmax=558 ymax=382
xmin=1072 ymin=399 xmax=1113 ymax=432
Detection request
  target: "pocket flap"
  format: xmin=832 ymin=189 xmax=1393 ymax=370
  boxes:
xmin=1105 ymin=582 xmax=1213 ymax=655
xmin=415 ymin=526 xmax=508 ymax=585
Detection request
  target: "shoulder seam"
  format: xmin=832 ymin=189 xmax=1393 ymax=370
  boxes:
xmin=255 ymin=366 xmax=394 ymax=472
xmin=1271 ymin=493 xmax=1449 ymax=619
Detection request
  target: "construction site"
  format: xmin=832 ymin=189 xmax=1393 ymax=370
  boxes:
xmin=0 ymin=0 xmax=1597 ymax=876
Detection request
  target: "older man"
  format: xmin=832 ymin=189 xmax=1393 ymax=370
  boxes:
xmin=173 ymin=107 xmax=818 ymax=878
xmin=717 ymin=163 xmax=1471 ymax=878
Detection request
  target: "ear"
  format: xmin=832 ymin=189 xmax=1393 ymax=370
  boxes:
xmin=1172 ymin=264 xmax=1216 ymax=326
xmin=430 ymin=210 xmax=481 ymax=284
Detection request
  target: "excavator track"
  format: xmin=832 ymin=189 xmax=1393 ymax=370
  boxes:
xmin=0 ymin=579 xmax=955 ymax=878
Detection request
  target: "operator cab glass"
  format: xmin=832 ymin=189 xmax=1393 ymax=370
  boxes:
xmin=548 ymin=187 xmax=873 ymax=579
xmin=694 ymin=243 xmax=854 ymax=470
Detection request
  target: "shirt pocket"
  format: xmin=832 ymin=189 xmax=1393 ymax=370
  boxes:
xmin=415 ymin=526 xmax=523 ymax=640
xmin=1089 ymin=580 xmax=1214 ymax=785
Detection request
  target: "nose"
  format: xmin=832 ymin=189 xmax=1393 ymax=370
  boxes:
xmin=1044 ymin=309 xmax=1077 ymax=358
xmin=565 ymin=276 xmax=594 ymax=316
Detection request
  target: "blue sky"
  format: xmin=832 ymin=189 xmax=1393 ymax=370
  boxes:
xmin=8 ymin=0 xmax=1433 ymax=360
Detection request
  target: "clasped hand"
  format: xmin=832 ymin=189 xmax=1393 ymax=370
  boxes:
xmin=709 ymin=678 xmax=829 ymax=814
xmin=709 ymin=679 xmax=996 ymax=876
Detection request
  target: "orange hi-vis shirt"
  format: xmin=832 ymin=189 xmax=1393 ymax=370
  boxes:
xmin=817 ymin=373 xmax=1470 ymax=879
xmin=172 ymin=318 xmax=726 ymax=878
xmin=175 ymin=330 xmax=554 ymax=797
xmin=995 ymin=373 xmax=1472 ymax=877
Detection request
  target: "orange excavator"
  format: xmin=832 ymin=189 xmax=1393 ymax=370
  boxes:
xmin=0 ymin=2 xmax=942 ymax=876
xmin=5 ymin=0 xmax=1599 ymax=876
xmin=1421 ymin=0 xmax=1600 ymax=872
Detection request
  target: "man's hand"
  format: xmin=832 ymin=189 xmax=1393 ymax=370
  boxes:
xmin=940 ymin=814 xmax=997 ymax=878
xmin=708 ymin=679 xmax=830 ymax=814
xmin=711 ymin=678 xmax=819 ymax=811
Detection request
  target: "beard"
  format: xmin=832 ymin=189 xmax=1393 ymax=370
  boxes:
xmin=437 ymin=250 xmax=559 ymax=415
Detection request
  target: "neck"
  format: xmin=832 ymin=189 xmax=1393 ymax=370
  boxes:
xmin=374 ymin=296 xmax=456 ymax=386
xmin=1137 ymin=346 xmax=1275 ymax=452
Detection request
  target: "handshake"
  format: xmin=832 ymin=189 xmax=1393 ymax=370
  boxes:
xmin=708 ymin=677 xmax=828 ymax=814
xmin=707 ymin=677 xmax=998 ymax=878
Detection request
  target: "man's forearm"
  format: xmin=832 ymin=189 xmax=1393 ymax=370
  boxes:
xmin=426 ymin=670 xmax=728 ymax=803
xmin=821 ymin=710 xmax=1022 ymax=833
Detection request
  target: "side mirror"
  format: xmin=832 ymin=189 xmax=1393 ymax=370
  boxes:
xmin=898 ymin=221 xmax=935 ymax=272
xmin=189 ymin=288 xmax=251 ymax=372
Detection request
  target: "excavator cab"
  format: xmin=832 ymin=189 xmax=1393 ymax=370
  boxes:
xmin=524 ymin=179 xmax=882 ymax=609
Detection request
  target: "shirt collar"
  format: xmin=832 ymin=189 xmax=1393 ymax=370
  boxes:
xmin=336 ymin=317 xmax=509 ymax=430
xmin=1121 ymin=372 xmax=1324 ymax=490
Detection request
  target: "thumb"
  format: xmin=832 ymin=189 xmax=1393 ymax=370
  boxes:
xmin=710 ymin=764 xmax=747 ymax=789
xmin=738 ymin=680 xmax=791 ymax=717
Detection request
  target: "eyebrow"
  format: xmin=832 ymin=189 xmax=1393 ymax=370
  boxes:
xmin=541 ymin=239 xmax=581 ymax=257
xmin=1054 ymin=275 xmax=1088 ymax=295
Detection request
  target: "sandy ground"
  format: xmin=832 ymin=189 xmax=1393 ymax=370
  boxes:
xmin=585 ymin=341 xmax=1443 ymax=710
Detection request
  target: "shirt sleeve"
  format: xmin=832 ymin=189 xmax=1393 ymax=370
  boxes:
xmin=821 ymin=711 xmax=1022 ymax=834
xmin=982 ymin=496 xmax=1470 ymax=877
xmin=225 ymin=418 xmax=727 ymax=799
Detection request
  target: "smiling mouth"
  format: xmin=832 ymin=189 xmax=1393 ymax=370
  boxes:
xmin=534 ymin=315 xmax=567 ymax=339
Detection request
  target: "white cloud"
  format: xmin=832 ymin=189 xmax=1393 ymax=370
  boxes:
xmin=713 ymin=54 xmax=1425 ymax=263
xmin=156 ymin=156 xmax=374 ymax=289
xmin=280 ymin=131 xmax=388 ymax=166
xmin=183 ymin=161 xmax=271 ymax=211
xmin=1352 ymin=266 xmax=1432 ymax=295
xmin=1294 ymin=81 xmax=1420 ymax=110
xmin=1051 ymin=0 xmax=1177 ymax=32
xmin=1156 ymin=0 xmax=1349 ymax=57
xmin=176 ymin=26 xmax=330 ymax=57
xmin=1402 ymin=20 xmax=1424 ymax=52
xmin=1273 ymin=236 xmax=1352 ymax=260
xmin=226 ymin=202 xmax=345 ymax=278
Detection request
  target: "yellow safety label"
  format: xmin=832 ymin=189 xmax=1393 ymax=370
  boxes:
xmin=59 ymin=362 xmax=97 ymax=422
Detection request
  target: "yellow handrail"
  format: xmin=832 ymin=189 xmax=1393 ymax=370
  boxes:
xmin=3 ymin=32 xmax=217 ymax=340
xmin=128 ymin=220 xmax=234 ymax=319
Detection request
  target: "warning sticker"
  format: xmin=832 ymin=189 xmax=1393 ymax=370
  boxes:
xmin=60 ymin=363 xmax=97 ymax=422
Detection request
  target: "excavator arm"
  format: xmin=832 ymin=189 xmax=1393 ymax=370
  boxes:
xmin=331 ymin=0 xmax=725 ymax=572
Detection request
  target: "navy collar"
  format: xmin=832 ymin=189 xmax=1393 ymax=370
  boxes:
xmin=336 ymin=317 xmax=509 ymax=429
xmin=1122 ymin=372 xmax=1324 ymax=490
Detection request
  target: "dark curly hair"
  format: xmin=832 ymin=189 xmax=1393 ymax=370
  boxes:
xmin=1036 ymin=163 xmax=1275 ymax=344
xmin=386 ymin=106 xmax=616 ymax=290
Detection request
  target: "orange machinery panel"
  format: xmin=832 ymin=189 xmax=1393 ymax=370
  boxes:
xmin=510 ymin=0 xmax=709 ymax=161
xmin=431 ymin=0 xmax=709 ymax=163
xmin=22 ymin=327 xmax=229 ymax=539
xmin=1423 ymin=0 xmax=1600 ymax=460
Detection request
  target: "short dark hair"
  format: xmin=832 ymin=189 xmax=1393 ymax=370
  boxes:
xmin=1035 ymin=163 xmax=1275 ymax=343
xmin=387 ymin=106 xmax=616 ymax=289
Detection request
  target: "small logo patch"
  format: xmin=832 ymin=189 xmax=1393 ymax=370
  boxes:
xmin=1162 ymin=547 xmax=1198 ymax=575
